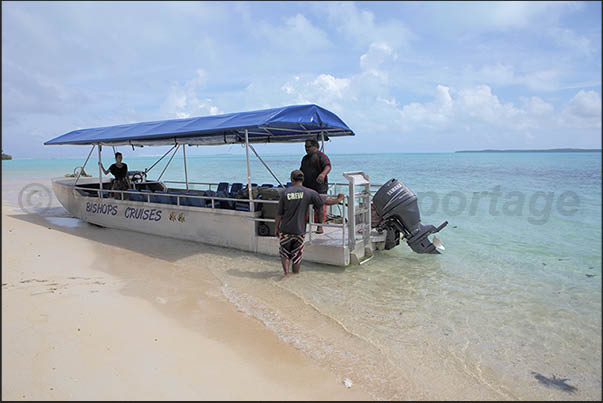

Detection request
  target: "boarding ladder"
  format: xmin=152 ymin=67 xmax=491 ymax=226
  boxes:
xmin=343 ymin=171 xmax=373 ymax=264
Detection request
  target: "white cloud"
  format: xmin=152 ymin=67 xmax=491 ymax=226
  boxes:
xmin=322 ymin=2 xmax=413 ymax=49
xmin=360 ymin=42 xmax=398 ymax=80
xmin=312 ymin=74 xmax=350 ymax=99
xmin=523 ymin=96 xmax=555 ymax=117
xmin=160 ymin=69 xmax=221 ymax=119
xmin=1 ymin=60 xmax=90 ymax=115
xmin=456 ymin=85 xmax=526 ymax=126
xmin=255 ymin=13 xmax=331 ymax=52
xmin=425 ymin=1 xmax=580 ymax=32
xmin=398 ymin=85 xmax=454 ymax=130
xmin=559 ymin=90 xmax=602 ymax=129
xmin=377 ymin=96 xmax=399 ymax=107
xmin=522 ymin=70 xmax=563 ymax=92
xmin=465 ymin=63 xmax=562 ymax=92
xmin=548 ymin=27 xmax=593 ymax=56
xmin=472 ymin=63 xmax=516 ymax=86
xmin=278 ymin=73 xmax=352 ymax=107
xmin=281 ymin=82 xmax=295 ymax=95
xmin=398 ymin=84 xmax=559 ymax=132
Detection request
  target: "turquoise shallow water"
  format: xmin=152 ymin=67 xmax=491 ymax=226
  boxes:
xmin=2 ymin=151 xmax=601 ymax=399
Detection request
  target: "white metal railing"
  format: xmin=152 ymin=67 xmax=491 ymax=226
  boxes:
xmin=72 ymin=184 xmax=271 ymax=209
xmin=70 ymin=183 xmax=350 ymax=248
xmin=305 ymin=195 xmax=348 ymax=247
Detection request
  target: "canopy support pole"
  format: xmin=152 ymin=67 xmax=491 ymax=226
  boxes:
xmin=320 ymin=132 xmax=325 ymax=152
xmin=248 ymin=144 xmax=283 ymax=187
xmin=245 ymin=129 xmax=254 ymax=212
xmin=144 ymin=144 xmax=177 ymax=175
xmin=183 ymin=144 xmax=189 ymax=191
xmin=157 ymin=144 xmax=180 ymax=181
xmin=75 ymin=144 xmax=95 ymax=186
xmin=98 ymin=144 xmax=103 ymax=199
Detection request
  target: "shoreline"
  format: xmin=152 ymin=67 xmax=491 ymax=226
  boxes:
xmin=1 ymin=202 xmax=372 ymax=400
xmin=0 ymin=201 xmax=531 ymax=401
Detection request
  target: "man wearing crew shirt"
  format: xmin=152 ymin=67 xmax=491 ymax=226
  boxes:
xmin=300 ymin=138 xmax=331 ymax=234
xmin=275 ymin=170 xmax=344 ymax=276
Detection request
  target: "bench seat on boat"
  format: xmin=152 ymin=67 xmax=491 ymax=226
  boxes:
xmin=127 ymin=189 xmax=146 ymax=202
xmin=137 ymin=189 xmax=151 ymax=202
xmin=170 ymin=192 xmax=208 ymax=208
xmin=150 ymin=191 xmax=177 ymax=205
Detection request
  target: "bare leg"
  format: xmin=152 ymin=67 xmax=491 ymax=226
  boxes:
xmin=315 ymin=205 xmax=325 ymax=234
xmin=280 ymin=256 xmax=290 ymax=276
xmin=292 ymin=262 xmax=302 ymax=274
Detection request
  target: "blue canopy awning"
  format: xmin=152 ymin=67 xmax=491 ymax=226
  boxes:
xmin=44 ymin=104 xmax=355 ymax=146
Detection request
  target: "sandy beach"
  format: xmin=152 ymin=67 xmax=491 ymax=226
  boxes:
xmin=1 ymin=201 xmax=371 ymax=400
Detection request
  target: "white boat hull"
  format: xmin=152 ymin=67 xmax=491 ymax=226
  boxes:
xmin=52 ymin=178 xmax=351 ymax=266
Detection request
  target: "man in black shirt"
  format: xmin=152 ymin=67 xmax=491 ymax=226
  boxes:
xmin=275 ymin=170 xmax=344 ymax=276
xmin=300 ymin=138 xmax=331 ymax=234
xmin=99 ymin=152 xmax=130 ymax=199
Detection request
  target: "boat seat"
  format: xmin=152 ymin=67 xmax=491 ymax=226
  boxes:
xmin=229 ymin=183 xmax=244 ymax=199
xmin=215 ymin=190 xmax=230 ymax=209
xmin=203 ymin=190 xmax=217 ymax=208
xmin=261 ymin=184 xmax=274 ymax=188
xmin=174 ymin=191 xmax=207 ymax=208
xmin=171 ymin=192 xmax=188 ymax=206
xmin=235 ymin=192 xmax=262 ymax=212
xmin=217 ymin=182 xmax=229 ymax=193
xmin=186 ymin=193 xmax=207 ymax=208
xmin=127 ymin=189 xmax=145 ymax=202
xmin=139 ymin=189 xmax=153 ymax=202
xmin=169 ymin=192 xmax=187 ymax=206
xmin=150 ymin=191 xmax=176 ymax=205
xmin=235 ymin=200 xmax=262 ymax=212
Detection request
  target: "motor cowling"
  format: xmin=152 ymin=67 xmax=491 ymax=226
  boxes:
xmin=373 ymin=179 xmax=448 ymax=254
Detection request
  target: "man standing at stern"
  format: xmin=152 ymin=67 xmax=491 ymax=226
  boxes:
xmin=275 ymin=170 xmax=344 ymax=277
xmin=300 ymin=138 xmax=331 ymax=234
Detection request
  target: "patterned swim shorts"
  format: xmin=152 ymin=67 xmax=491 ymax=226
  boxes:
xmin=279 ymin=233 xmax=305 ymax=265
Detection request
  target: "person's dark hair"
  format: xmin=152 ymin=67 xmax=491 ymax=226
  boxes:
xmin=115 ymin=152 xmax=122 ymax=158
xmin=291 ymin=169 xmax=304 ymax=182
xmin=305 ymin=138 xmax=319 ymax=148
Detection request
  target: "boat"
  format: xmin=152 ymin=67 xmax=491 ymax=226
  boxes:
xmin=45 ymin=104 xmax=447 ymax=266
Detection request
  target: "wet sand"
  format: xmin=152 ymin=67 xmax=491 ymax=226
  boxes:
xmin=1 ymin=202 xmax=371 ymax=400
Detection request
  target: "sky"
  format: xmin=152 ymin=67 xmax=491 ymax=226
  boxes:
xmin=2 ymin=1 xmax=601 ymax=159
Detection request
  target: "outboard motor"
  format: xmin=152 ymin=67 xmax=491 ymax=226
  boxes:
xmin=373 ymin=179 xmax=448 ymax=254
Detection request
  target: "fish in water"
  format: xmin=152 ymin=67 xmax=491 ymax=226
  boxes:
xmin=531 ymin=371 xmax=577 ymax=393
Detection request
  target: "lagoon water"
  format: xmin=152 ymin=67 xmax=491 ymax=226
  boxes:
xmin=3 ymin=151 xmax=601 ymax=399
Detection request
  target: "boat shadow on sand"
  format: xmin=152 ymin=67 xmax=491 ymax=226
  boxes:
xmin=9 ymin=207 xmax=347 ymax=277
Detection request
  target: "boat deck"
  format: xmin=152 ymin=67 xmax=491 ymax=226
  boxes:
xmin=304 ymin=223 xmax=386 ymax=248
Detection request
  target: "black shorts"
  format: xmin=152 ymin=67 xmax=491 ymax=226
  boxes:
xmin=279 ymin=233 xmax=305 ymax=264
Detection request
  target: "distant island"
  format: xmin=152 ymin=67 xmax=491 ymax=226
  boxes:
xmin=1 ymin=149 xmax=12 ymax=160
xmin=456 ymin=148 xmax=601 ymax=153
